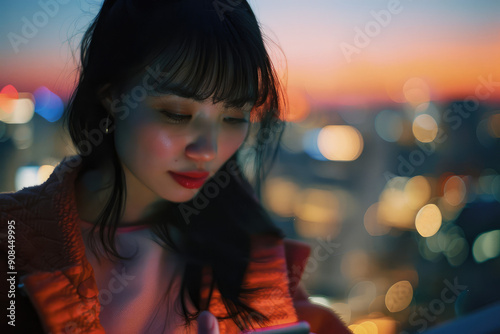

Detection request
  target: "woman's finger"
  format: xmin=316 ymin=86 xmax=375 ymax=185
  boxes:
xmin=197 ymin=310 xmax=220 ymax=334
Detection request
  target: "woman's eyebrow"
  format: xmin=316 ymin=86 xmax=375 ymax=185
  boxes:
xmin=147 ymin=90 xmax=254 ymax=112
xmin=225 ymin=103 xmax=254 ymax=113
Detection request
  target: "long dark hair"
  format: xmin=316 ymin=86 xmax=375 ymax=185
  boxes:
xmin=63 ymin=0 xmax=287 ymax=331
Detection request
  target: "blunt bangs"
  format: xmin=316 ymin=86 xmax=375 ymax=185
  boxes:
xmin=147 ymin=6 xmax=279 ymax=114
xmin=99 ymin=0 xmax=282 ymax=116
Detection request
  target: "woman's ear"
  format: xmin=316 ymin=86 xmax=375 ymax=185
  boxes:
xmin=98 ymin=83 xmax=113 ymax=114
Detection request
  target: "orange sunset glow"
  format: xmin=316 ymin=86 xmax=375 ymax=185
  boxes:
xmin=1 ymin=1 xmax=500 ymax=107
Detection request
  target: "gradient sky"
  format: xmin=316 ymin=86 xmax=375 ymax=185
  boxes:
xmin=1 ymin=0 xmax=499 ymax=106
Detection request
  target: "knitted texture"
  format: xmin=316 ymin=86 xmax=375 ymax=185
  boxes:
xmin=0 ymin=156 xmax=299 ymax=333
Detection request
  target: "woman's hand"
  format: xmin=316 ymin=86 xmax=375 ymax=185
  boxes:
xmin=197 ymin=310 xmax=220 ymax=334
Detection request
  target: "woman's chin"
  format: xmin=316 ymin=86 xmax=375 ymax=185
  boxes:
xmin=159 ymin=189 xmax=199 ymax=204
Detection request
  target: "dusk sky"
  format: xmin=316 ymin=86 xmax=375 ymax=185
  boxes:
xmin=1 ymin=0 xmax=499 ymax=106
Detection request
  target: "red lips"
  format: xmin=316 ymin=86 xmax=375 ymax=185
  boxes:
xmin=168 ymin=171 xmax=209 ymax=189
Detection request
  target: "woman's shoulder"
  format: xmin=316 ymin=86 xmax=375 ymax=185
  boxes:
xmin=0 ymin=182 xmax=52 ymax=225
xmin=0 ymin=156 xmax=78 ymax=222
xmin=0 ymin=157 xmax=84 ymax=272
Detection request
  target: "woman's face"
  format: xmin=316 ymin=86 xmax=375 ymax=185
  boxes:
xmin=108 ymin=76 xmax=251 ymax=204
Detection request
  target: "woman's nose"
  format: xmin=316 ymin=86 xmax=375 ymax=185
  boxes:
xmin=185 ymin=126 xmax=218 ymax=163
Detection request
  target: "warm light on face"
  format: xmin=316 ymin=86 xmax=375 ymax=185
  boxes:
xmin=111 ymin=81 xmax=250 ymax=204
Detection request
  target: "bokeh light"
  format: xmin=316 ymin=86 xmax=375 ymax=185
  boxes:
xmin=38 ymin=165 xmax=55 ymax=184
xmin=359 ymin=321 xmax=378 ymax=334
xmin=303 ymin=128 xmax=328 ymax=161
xmin=0 ymin=84 xmax=18 ymax=113
xmin=263 ymin=177 xmax=300 ymax=217
xmin=354 ymin=317 xmax=397 ymax=334
xmin=404 ymin=175 xmax=432 ymax=209
xmin=348 ymin=324 xmax=368 ymax=334
xmin=414 ymin=102 xmax=441 ymax=127
xmin=14 ymin=164 xmax=55 ymax=190
xmin=349 ymin=320 xmax=379 ymax=334
xmin=377 ymin=178 xmax=416 ymax=229
xmin=412 ymin=114 xmax=438 ymax=143
xmin=294 ymin=188 xmax=341 ymax=238
xmin=385 ymin=280 xmax=413 ymax=312
xmin=317 ymin=125 xmax=363 ymax=161
xmin=309 ymin=296 xmax=332 ymax=309
xmin=472 ymin=230 xmax=500 ymax=263
xmin=0 ymin=88 xmax=35 ymax=124
xmin=33 ymin=86 xmax=64 ymax=122
xmin=15 ymin=166 xmax=40 ymax=191
xmin=443 ymin=175 xmax=467 ymax=206
xmin=415 ymin=204 xmax=442 ymax=237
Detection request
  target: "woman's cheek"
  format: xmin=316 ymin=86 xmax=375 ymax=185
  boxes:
xmin=143 ymin=126 xmax=181 ymax=159
xmin=219 ymin=127 xmax=248 ymax=158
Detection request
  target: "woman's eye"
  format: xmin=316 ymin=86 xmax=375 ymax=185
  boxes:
xmin=159 ymin=110 xmax=248 ymax=125
xmin=161 ymin=110 xmax=191 ymax=123
xmin=224 ymin=117 xmax=248 ymax=125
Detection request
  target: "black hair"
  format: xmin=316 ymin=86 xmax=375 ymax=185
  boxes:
xmin=63 ymin=0 xmax=287 ymax=331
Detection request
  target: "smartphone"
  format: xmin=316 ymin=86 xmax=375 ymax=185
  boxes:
xmin=240 ymin=321 xmax=311 ymax=334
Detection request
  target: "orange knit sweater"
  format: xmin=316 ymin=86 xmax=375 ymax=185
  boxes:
xmin=0 ymin=156 xmax=350 ymax=334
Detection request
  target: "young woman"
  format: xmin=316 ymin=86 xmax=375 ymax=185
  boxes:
xmin=0 ymin=1 xmax=350 ymax=333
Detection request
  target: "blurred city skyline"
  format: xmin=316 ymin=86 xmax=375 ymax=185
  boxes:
xmin=1 ymin=0 xmax=500 ymax=105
